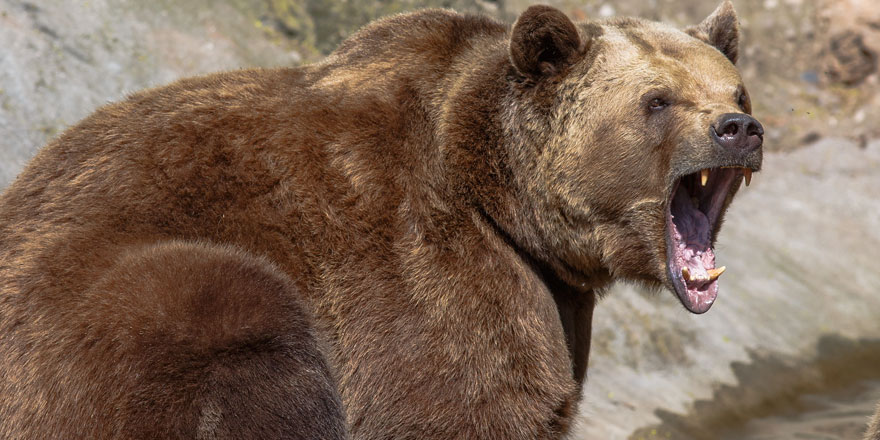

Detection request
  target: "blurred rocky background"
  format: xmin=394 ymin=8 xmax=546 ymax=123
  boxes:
xmin=1 ymin=0 xmax=879 ymax=439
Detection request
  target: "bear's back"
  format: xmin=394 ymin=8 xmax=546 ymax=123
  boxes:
xmin=0 ymin=9 xmax=517 ymax=439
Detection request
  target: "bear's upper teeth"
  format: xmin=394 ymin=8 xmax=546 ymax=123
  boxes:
xmin=721 ymin=166 xmax=753 ymax=186
xmin=700 ymin=169 xmax=709 ymax=186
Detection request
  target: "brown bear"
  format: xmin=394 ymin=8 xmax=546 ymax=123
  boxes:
xmin=0 ymin=2 xmax=762 ymax=439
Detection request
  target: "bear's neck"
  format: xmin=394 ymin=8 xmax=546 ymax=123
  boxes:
xmin=312 ymin=9 xmax=609 ymax=292
xmin=434 ymin=39 xmax=609 ymax=295
xmin=432 ymin=40 xmax=603 ymax=387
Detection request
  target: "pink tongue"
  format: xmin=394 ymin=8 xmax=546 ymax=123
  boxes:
xmin=670 ymin=185 xmax=718 ymax=302
xmin=683 ymin=248 xmax=716 ymax=289
xmin=670 ymin=188 xmax=711 ymax=248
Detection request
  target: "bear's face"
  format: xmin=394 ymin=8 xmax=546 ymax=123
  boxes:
xmin=510 ymin=2 xmax=762 ymax=313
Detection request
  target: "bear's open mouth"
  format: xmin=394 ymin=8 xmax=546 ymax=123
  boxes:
xmin=666 ymin=167 xmax=750 ymax=314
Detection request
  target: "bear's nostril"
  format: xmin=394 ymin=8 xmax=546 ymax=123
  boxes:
xmin=746 ymin=120 xmax=764 ymax=138
xmin=722 ymin=123 xmax=738 ymax=137
xmin=715 ymin=120 xmax=738 ymax=138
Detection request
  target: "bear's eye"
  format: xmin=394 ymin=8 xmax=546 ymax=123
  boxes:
xmin=737 ymin=93 xmax=750 ymax=112
xmin=649 ymin=98 xmax=669 ymax=111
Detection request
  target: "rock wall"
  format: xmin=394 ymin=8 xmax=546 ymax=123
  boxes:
xmin=0 ymin=0 xmax=304 ymax=186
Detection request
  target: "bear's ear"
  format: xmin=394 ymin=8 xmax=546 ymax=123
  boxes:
xmin=685 ymin=1 xmax=739 ymax=64
xmin=510 ymin=5 xmax=584 ymax=78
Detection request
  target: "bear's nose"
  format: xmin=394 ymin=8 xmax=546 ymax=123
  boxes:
xmin=711 ymin=113 xmax=763 ymax=153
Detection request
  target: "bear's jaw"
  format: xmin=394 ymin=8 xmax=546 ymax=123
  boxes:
xmin=665 ymin=166 xmax=745 ymax=314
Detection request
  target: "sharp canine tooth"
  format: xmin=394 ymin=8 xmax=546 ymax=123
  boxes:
xmin=743 ymin=169 xmax=752 ymax=186
xmin=701 ymin=169 xmax=709 ymax=186
xmin=707 ymin=266 xmax=727 ymax=281
xmin=681 ymin=267 xmax=691 ymax=281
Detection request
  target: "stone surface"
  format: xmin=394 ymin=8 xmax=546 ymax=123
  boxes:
xmin=0 ymin=0 xmax=304 ymax=187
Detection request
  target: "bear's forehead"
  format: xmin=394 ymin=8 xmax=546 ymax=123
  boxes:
xmin=584 ymin=22 xmax=741 ymax=92
xmin=595 ymin=22 xmax=712 ymax=63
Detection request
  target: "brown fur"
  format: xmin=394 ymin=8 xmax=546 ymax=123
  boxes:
xmin=0 ymin=3 xmax=754 ymax=439
xmin=0 ymin=238 xmax=346 ymax=439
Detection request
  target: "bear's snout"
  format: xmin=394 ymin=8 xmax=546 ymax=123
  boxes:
xmin=711 ymin=113 xmax=764 ymax=154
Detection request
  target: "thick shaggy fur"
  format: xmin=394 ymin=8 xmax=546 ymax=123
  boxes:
xmin=0 ymin=3 xmax=754 ymax=439
xmin=0 ymin=239 xmax=345 ymax=439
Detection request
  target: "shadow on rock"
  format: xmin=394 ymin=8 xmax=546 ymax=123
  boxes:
xmin=630 ymin=335 xmax=880 ymax=439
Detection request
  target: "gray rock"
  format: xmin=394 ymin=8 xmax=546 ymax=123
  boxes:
xmin=0 ymin=0 xmax=301 ymax=187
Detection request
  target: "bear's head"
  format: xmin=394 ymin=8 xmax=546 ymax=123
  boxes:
xmin=503 ymin=1 xmax=762 ymax=314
